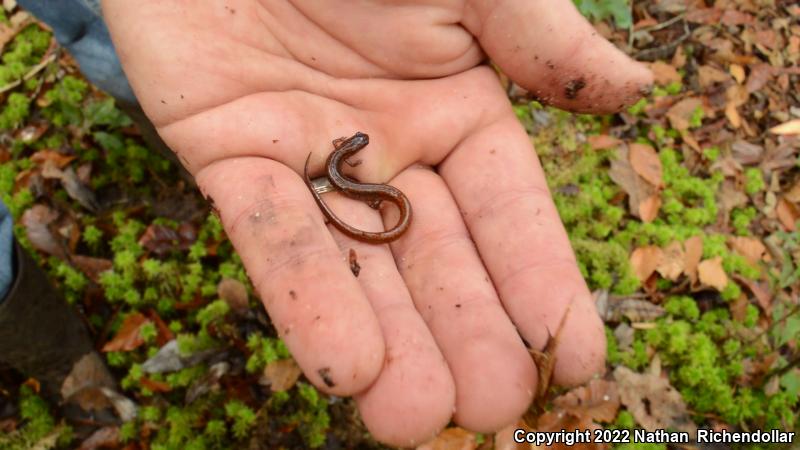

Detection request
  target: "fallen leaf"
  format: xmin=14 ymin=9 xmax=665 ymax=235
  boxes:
xmin=667 ymin=97 xmax=703 ymax=132
xmin=186 ymin=361 xmax=230 ymax=404
xmin=71 ymin=255 xmax=112 ymax=282
xmin=20 ymin=204 xmax=66 ymax=259
xmin=493 ymin=421 xmax=530 ymax=450
xmin=41 ymin=164 xmax=98 ymax=211
xmin=78 ymin=426 xmax=119 ymax=450
xmin=140 ymin=377 xmax=171 ymax=393
xmin=100 ymin=387 xmax=137 ymax=422
xmin=733 ymin=276 xmax=772 ymax=315
xmin=30 ymin=149 xmax=75 ymax=168
xmin=217 ymin=277 xmax=249 ymax=315
xmin=629 ymin=143 xmax=663 ymax=187
xmin=729 ymin=64 xmax=745 ymax=84
xmin=609 ymin=146 xmax=659 ymax=220
xmin=728 ymin=236 xmax=766 ymax=266
xmin=731 ymin=140 xmax=764 ymax=165
xmin=588 ymin=134 xmax=621 ymax=150
xmin=720 ymin=10 xmax=754 ymax=25
xmin=776 ymin=197 xmax=799 ymax=231
xmin=0 ymin=11 xmax=31 ymax=51
xmin=683 ymin=236 xmax=704 ymax=283
xmin=630 ymin=246 xmax=663 ymax=282
xmin=638 ymin=193 xmax=662 ymax=223
xmin=139 ymin=223 xmax=197 ymax=256
xmin=142 ymin=339 xmax=219 ymax=374
xmin=745 ymin=64 xmax=775 ymax=94
xmin=649 ymin=61 xmax=681 ymax=85
xmin=552 ymin=379 xmax=620 ymax=422
xmin=614 ymin=362 xmax=696 ymax=436
xmin=698 ymin=257 xmax=729 ymax=291
xmin=685 ymin=8 xmax=722 ymax=24
xmin=770 ymin=119 xmax=800 ymax=135
xmin=785 ymin=179 xmax=800 ymax=203
xmin=417 ymin=428 xmax=477 ymax=450
xmin=260 ymin=358 xmax=302 ymax=392
xmin=656 ymin=241 xmax=685 ymax=281
xmin=614 ymin=323 xmax=635 ymax=351
xmin=102 ymin=313 xmax=149 ymax=352
xmin=698 ymin=65 xmax=731 ymax=89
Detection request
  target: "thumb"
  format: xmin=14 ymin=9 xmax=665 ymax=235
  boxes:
xmin=464 ymin=0 xmax=653 ymax=113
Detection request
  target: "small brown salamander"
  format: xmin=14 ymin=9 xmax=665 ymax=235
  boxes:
xmin=303 ymin=132 xmax=412 ymax=244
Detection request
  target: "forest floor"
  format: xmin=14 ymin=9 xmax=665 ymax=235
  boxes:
xmin=0 ymin=1 xmax=798 ymax=449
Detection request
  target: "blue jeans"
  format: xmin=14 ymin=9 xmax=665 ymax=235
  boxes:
xmin=0 ymin=0 xmax=133 ymax=300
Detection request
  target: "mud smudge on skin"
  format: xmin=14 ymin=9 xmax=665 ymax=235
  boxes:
xmin=349 ymin=249 xmax=360 ymax=277
xmin=318 ymin=368 xmax=336 ymax=388
xmin=565 ymin=78 xmax=587 ymax=100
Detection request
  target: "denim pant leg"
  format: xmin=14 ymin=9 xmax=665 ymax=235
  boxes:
xmin=0 ymin=200 xmax=14 ymax=300
xmin=17 ymin=0 xmax=136 ymax=104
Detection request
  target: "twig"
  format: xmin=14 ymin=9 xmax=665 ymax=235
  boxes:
xmin=0 ymin=51 xmax=56 ymax=95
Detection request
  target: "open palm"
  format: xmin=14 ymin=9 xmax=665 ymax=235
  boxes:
xmin=102 ymin=0 xmax=652 ymax=446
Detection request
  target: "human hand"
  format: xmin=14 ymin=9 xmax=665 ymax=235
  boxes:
xmin=101 ymin=1 xmax=652 ymax=446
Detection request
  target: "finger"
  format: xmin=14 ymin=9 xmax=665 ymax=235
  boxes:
xmin=463 ymin=0 xmax=653 ymax=113
xmin=319 ymin=195 xmax=455 ymax=447
xmin=194 ymin=157 xmax=385 ymax=395
xmin=390 ymin=167 xmax=537 ymax=432
xmin=439 ymin=114 xmax=606 ymax=387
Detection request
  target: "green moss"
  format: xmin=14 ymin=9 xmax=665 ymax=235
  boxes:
xmin=744 ymin=168 xmax=765 ymax=195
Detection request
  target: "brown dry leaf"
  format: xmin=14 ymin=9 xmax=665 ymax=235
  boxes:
xmin=776 ymin=197 xmax=799 ymax=231
xmin=770 ymin=119 xmax=800 ymax=135
xmin=656 ymin=241 xmax=685 ymax=281
xmin=217 ymin=277 xmax=249 ymax=315
xmin=728 ymin=236 xmax=766 ymax=266
xmin=734 ymin=276 xmax=772 ymax=315
xmin=78 ymin=426 xmax=119 ymax=450
xmin=61 ymin=353 xmax=116 ymax=400
xmin=30 ymin=150 xmax=76 ymax=168
xmin=140 ymin=377 xmax=171 ymax=393
xmin=41 ymin=164 xmax=99 ymax=212
xmin=683 ymin=236 xmax=703 ymax=283
xmin=102 ymin=313 xmax=149 ymax=352
xmin=260 ymin=358 xmax=302 ymax=392
xmin=613 ymin=363 xmax=696 ymax=436
xmin=535 ymin=411 xmax=604 ymax=450
xmin=139 ymin=223 xmax=197 ymax=256
xmin=71 ymin=255 xmax=112 ymax=283
xmin=685 ymin=8 xmax=722 ymax=24
xmin=720 ymin=10 xmax=754 ymax=25
xmin=666 ymin=97 xmax=703 ymax=132
xmin=745 ymin=64 xmax=775 ymax=94
xmin=493 ymin=421 xmax=530 ymax=450
xmin=729 ymin=64 xmax=745 ymax=84
xmin=629 ymin=143 xmax=663 ymax=187
xmin=0 ymin=11 xmax=31 ymax=51
xmin=785 ymin=180 xmax=800 ymax=203
xmin=638 ymin=193 xmax=662 ymax=223
xmin=649 ymin=61 xmax=681 ymax=85
xmin=698 ymin=65 xmax=731 ymax=89
xmin=552 ymin=379 xmax=620 ymax=422
xmin=698 ymin=257 xmax=729 ymax=291
xmin=609 ymin=146 xmax=658 ymax=220
xmin=20 ymin=204 xmax=66 ymax=259
xmin=588 ymin=134 xmax=621 ymax=150
xmin=417 ymin=428 xmax=477 ymax=450
xmin=630 ymin=246 xmax=663 ymax=282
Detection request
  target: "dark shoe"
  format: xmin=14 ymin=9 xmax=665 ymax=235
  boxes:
xmin=0 ymin=240 xmax=118 ymax=425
